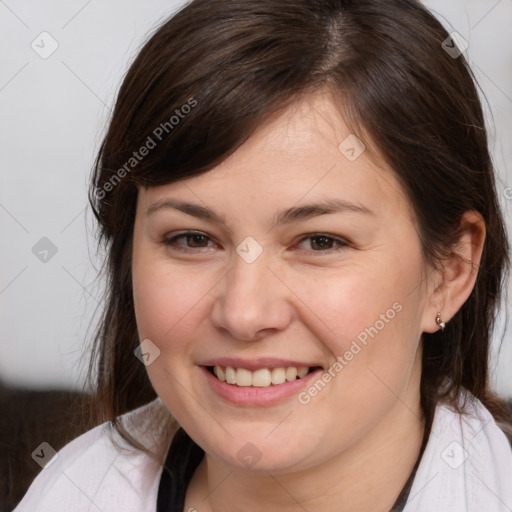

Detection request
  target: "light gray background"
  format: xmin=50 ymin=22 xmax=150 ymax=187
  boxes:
xmin=1 ymin=0 xmax=511 ymax=395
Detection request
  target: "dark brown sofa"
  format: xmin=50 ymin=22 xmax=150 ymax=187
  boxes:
xmin=0 ymin=382 xmax=93 ymax=511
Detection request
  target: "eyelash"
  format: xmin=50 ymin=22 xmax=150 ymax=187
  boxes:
xmin=161 ymin=231 xmax=350 ymax=255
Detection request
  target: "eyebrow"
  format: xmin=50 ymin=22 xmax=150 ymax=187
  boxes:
xmin=146 ymin=198 xmax=374 ymax=228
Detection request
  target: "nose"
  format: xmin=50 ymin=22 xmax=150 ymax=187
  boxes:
xmin=211 ymin=253 xmax=293 ymax=341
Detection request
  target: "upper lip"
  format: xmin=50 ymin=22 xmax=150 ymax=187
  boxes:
xmin=200 ymin=357 xmax=325 ymax=371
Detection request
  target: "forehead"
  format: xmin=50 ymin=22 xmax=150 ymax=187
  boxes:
xmin=137 ymin=92 xmax=414 ymax=226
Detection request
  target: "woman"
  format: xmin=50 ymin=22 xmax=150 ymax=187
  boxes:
xmin=15 ymin=0 xmax=512 ymax=511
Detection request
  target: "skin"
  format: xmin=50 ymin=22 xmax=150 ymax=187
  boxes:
xmin=131 ymin=90 xmax=485 ymax=512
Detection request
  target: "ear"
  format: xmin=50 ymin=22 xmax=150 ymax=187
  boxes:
xmin=421 ymin=211 xmax=486 ymax=333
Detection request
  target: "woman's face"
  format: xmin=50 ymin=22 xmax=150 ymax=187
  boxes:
xmin=132 ymin=92 xmax=437 ymax=473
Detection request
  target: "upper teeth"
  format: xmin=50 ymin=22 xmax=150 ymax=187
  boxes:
xmin=213 ymin=366 xmax=310 ymax=387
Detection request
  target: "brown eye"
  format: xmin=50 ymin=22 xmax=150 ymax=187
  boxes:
xmin=296 ymin=234 xmax=349 ymax=252
xmin=162 ymin=231 xmax=216 ymax=252
xmin=310 ymin=236 xmax=335 ymax=250
xmin=184 ymin=234 xmax=210 ymax=247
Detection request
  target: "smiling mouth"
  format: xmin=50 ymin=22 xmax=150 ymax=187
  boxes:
xmin=207 ymin=365 xmax=322 ymax=388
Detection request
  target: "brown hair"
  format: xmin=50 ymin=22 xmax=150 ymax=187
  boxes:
xmin=87 ymin=0 xmax=511 ymax=479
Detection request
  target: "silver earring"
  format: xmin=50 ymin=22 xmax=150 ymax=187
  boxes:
xmin=436 ymin=312 xmax=446 ymax=331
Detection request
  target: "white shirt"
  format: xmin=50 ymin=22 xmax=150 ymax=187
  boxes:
xmin=14 ymin=393 xmax=512 ymax=512
xmin=14 ymin=398 xmax=174 ymax=512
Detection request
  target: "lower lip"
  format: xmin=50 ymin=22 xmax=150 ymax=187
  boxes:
xmin=201 ymin=366 xmax=323 ymax=406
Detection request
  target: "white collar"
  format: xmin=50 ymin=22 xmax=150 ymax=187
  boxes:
xmin=403 ymin=392 xmax=512 ymax=511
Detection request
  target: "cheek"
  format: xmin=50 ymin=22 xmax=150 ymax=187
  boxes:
xmin=290 ymin=252 xmax=424 ymax=389
xmin=291 ymin=265 xmax=416 ymax=349
xmin=132 ymin=259 xmax=209 ymax=351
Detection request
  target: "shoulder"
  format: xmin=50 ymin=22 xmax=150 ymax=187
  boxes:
xmin=431 ymin=393 xmax=512 ymax=471
xmin=437 ymin=393 xmax=512 ymax=450
xmin=403 ymin=391 xmax=512 ymax=512
xmin=14 ymin=398 xmax=177 ymax=512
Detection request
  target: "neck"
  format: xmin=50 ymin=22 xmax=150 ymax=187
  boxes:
xmin=185 ymin=390 xmax=425 ymax=512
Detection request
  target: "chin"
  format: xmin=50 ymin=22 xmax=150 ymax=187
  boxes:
xmin=195 ymin=429 xmax=321 ymax=475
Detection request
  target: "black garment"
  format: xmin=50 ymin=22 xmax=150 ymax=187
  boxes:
xmin=157 ymin=429 xmax=204 ymax=512
xmin=156 ymin=428 xmax=424 ymax=512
